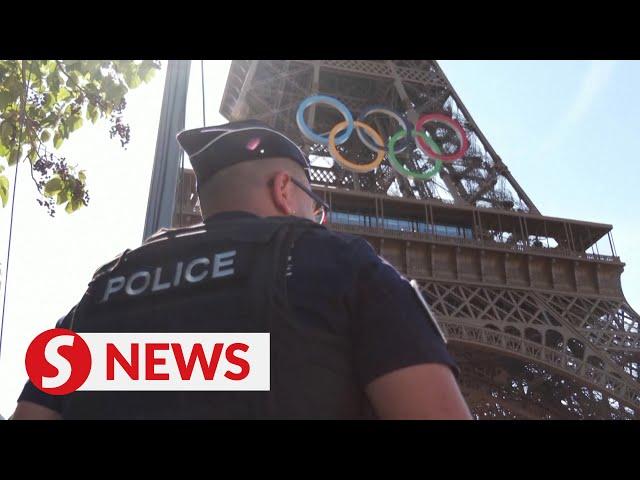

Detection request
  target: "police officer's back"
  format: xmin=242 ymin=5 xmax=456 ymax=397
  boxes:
xmin=13 ymin=121 xmax=472 ymax=420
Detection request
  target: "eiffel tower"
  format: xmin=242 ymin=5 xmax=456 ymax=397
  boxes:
xmin=172 ymin=60 xmax=640 ymax=419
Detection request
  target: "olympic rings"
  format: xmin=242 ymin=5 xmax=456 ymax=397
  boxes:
xmin=296 ymin=95 xmax=354 ymax=145
xmin=356 ymin=105 xmax=411 ymax=154
xmin=328 ymin=121 xmax=386 ymax=173
xmin=415 ymin=113 xmax=470 ymax=162
xmin=296 ymin=95 xmax=470 ymax=179
xmin=388 ymin=130 xmax=443 ymax=180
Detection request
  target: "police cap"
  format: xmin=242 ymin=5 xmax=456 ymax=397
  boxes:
xmin=176 ymin=120 xmax=311 ymax=189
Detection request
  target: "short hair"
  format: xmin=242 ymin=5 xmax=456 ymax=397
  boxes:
xmin=197 ymin=156 xmax=308 ymax=213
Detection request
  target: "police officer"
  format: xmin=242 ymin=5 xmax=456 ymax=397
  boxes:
xmin=12 ymin=120 xmax=472 ymax=420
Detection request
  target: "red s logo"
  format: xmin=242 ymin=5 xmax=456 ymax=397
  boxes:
xmin=25 ymin=328 xmax=92 ymax=395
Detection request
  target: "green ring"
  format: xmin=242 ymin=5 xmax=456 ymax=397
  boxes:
xmin=387 ymin=130 xmax=443 ymax=180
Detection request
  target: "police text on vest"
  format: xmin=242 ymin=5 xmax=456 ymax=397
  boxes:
xmin=101 ymin=250 xmax=237 ymax=302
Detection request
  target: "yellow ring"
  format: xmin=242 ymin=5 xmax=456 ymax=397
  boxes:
xmin=328 ymin=120 xmax=385 ymax=173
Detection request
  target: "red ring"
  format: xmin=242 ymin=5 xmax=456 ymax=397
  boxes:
xmin=415 ymin=113 xmax=470 ymax=163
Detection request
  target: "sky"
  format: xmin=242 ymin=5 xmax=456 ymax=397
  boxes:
xmin=0 ymin=60 xmax=638 ymax=417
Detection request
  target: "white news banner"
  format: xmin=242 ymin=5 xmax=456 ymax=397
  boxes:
xmin=78 ymin=332 xmax=270 ymax=391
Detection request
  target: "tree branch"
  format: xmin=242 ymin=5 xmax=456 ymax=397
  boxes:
xmin=54 ymin=60 xmax=92 ymax=98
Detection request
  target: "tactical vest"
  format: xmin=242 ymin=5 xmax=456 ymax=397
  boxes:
xmin=61 ymin=215 xmax=371 ymax=419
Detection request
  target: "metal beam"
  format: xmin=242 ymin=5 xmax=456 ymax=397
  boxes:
xmin=230 ymin=61 xmax=259 ymax=121
xmin=431 ymin=61 xmax=541 ymax=214
xmin=143 ymin=60 xmax=191 ymax=241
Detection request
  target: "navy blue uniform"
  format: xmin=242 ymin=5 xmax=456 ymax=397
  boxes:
xmin=18 ymin=210 xmax=458 ymax=415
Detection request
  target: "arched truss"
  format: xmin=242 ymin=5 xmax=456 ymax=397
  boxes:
xmin=416 ymin=280 xmax=640 ymax=416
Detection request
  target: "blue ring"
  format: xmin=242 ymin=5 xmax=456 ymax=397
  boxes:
xmin=296 ymin=95 xmax=354 ymax=146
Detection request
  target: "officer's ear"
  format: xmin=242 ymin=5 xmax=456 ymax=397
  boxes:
xmin=268 ymin=171 xmax=296 ymax=216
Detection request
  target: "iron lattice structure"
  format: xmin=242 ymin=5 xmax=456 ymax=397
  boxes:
xmin=174 ymin=60 xmax=640 ymax=419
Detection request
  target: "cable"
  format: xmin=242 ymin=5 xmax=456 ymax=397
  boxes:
xmin=201 ymin=60 xmax=206 ymax=126
xmin=0 ymin=60 xmax=33 ymax=361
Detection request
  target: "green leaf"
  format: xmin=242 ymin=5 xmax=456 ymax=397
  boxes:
xmin=84 ymin=82 xmax=99 ymax=97
xmin=0 ymin=142 xmax=9 ymax=158
xmin=8 ymin=147 xmax=22 ymax=166
xmin=65 ymin=201 xmax=74 ymax=213
xmin=7 ymin=75 xmax=23 ymax=99
xmin=102 ymin=77 xmax=117 ymax=100
xmin=57 ymin=87 xmax=71 ymax=102
xmin=69 ymin=115 xmax=83 ymax=132
xmin=103 ymin=77 xmax=128 ymax=103
xmin=84 ymin=60 xmax=101 ymax=75
xmin=44 ymin=177 xmax=63 ymax=196
xmin=27 ymin=147 xmax=38 ymax=162
xmin=56 ymin=190 xmax=68 ymax=205
xmin=43 ymin=93 xmax=54 ymax=109
xmin=40 ymin=130 xmax=51 ymax=142
xmin=144 ymin=68 xmax=157 ymax=82
xmin=42 ymin=112 xmax=58 ymax=127
xmin=127 ymin=73 xmax=141 ymax=88
xmin=116 ymin=84 xmax=128 ymax=99
xmin=28 ymin=61 xmax=42 ymax=76
xmin=67 ymin=71 xmax=80 ymax=85
xmin=0 ymin=120 xmax=15 ymax=150
xmin=138 ymin=60 xmax=159 ymax=83
xmin=53 ymin=132 xmax=63 ymax=149
xmin=86 ymin=104 xmax=95 ymax=121
xmin=47 ymin=71 xmax=61 ymax=94
xmin=0 ymin=174 xmax=9 ymax=207
xmin=0 ymin=88 xmax=17 ymax=110
xmin=62 ymin=103 xmax=74 ymax=117
xmin=78 ymin=170 xmax=86 ymax=182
